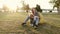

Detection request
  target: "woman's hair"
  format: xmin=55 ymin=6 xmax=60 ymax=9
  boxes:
xmin=31 ymin=7 xmax=38 ymax=15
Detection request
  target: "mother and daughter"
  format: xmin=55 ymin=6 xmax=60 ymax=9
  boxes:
xmin=22 ymin=4 xmax=42 ymax=28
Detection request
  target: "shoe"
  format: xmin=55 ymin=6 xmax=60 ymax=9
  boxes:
xmin=35 ymin=25 xmax=38 ymax=27
xmin=30 ymin=24 xmax=34 ymax=27
xmin=35 ymin=27 xmax=38 ymax=29
xmin=34 ymin=25 xmax=38 ymax=29
xmin=33 ymin=25 xmax=38 ymax=28
xmin=22 ymin=23 xmax=26 ymax=26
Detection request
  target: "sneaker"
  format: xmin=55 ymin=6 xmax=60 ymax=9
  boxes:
xmin=34 ymin=25 xmax=38 ymax=28
xmin=22 ymin=23 xmax=26 ymax=26
xmin=30 ymin=24 xmax=34 ymax=27
xmin=34 ymin=26 xmax=38 ymax=29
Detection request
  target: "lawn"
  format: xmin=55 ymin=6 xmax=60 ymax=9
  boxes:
xmin=0 ymin=12 xmax=60 ymax=34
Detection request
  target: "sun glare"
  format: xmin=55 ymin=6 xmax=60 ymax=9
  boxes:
xmin=0 ymin=0 xmax=53 ymax=10
xmin=0 ymin=0 xmax=22 ymax=10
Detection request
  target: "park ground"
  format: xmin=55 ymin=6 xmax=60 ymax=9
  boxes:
xmin=0 ymin=12 xmax=60 ymax=34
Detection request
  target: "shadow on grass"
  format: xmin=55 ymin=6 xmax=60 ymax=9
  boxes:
xmin=0 ymin=22 xmax=60 ymax=34
xmin=19 ymin=23 xmax=60 ymax=34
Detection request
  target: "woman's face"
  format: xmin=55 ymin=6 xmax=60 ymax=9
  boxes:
xmin=32 ymin=8 xmax=36 ymax=11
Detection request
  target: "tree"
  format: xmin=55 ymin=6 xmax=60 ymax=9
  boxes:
xmin=49 ymin=0 xmax=60 ymax=14
xmin=21 ymin=1 xmax=30 ymax=10
xmin=2 ymin=5 xmax=9 ymax=12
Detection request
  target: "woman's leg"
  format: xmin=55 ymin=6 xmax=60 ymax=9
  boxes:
xmin=33 ymin=16 xmax=39 ymax=27
xmin=35 ymin=17 xmax=39 ymax=25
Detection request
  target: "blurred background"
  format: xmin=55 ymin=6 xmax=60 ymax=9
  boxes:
xmin=0 ymin=0 xmax=59 ymax=13
xmin=0 ymin=0 xmax=60 ymax=34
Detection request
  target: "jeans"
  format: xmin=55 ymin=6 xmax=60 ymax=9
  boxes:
xmin=34 ymin=16 xmax=39 ymax=25
xmin=23 ymin=15 xmax=39 ymax=26
xmin=23 ymin=15 xmax=30 ymax=23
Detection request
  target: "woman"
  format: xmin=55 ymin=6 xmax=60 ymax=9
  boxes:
xmin=22 ymin=8 xmax=40 ymax=28
xmin=30 ymin=8 xmax=40 ymax=27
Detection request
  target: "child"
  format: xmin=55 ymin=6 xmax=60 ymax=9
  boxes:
xmin=22 ymin=10 xmax=34 ymax=26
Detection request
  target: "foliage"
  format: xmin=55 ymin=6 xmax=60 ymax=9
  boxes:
xmin=49 ymin=0 xmax=60 ymax=8
xmin=50 ymin=0 xmax=60 ymax=14
xmin=21 ymin=1 xmax=30 ymax=10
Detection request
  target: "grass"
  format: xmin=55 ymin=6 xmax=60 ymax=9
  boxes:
xmin=43 ymin=13 xmax=60 ymax=18
xmin=0 ymin=12 xmax=60 ymax=34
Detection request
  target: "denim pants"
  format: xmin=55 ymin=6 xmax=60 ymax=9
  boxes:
xmin=34 ymin=16 xmax=39 ymax=25
xmin=23 ymin=15 xmax=30 ymax=23
xmin=23 ymin=15 xmax=39 ymax=25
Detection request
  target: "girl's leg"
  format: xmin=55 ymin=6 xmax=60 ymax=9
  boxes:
xmin=24 ymin=16 xmax=30 ymax=23
xmin=30 ymin=18 xmax=34 ymax=26
xmin=22 ymin=16 xmax=30 ymax=25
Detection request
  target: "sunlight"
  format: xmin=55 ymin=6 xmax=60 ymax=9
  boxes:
xmin=24 ymin=0 xmax=53 ymax=9
xmin=0 ymin=0 xmax=53 ymax=10
xmin=0 ymin=0 xmax=22 ymax=10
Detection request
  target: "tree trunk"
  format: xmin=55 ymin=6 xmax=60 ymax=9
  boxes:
xmin=57 ymin=7 xmax=60 ymax=14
